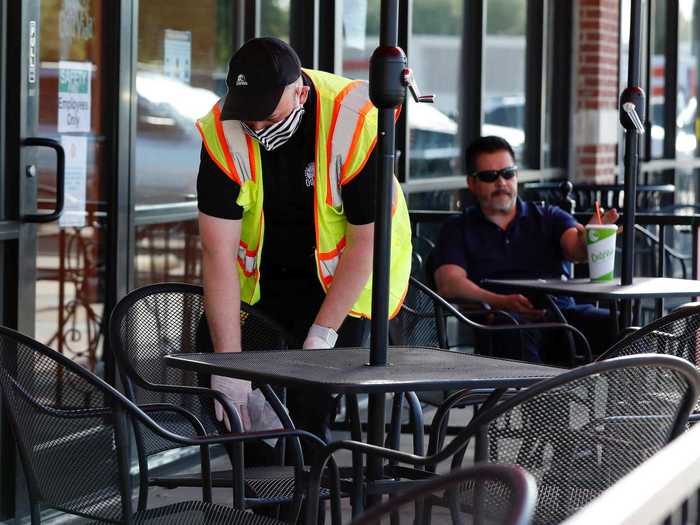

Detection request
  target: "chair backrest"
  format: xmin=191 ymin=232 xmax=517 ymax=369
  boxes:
xmin=411 ymin=234 xmax=437 ymax=283
xmin=389 ymin=277 xmax=449 ymax=349
xmin=0 ymin=326 xmax=132 ymax=522
xmin=446 ymin=354 xmax=700 ymax=525
xmin=349 ymin=464 xmax=537 ymax=525
xmin=108 ymin=282 xmax=289 ymax=453
xmin=598 ymin=304 xmax=700 ymax=365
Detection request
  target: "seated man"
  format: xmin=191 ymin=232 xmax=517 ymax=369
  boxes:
xmin=433 ymin=135 xmax=617 ymax=362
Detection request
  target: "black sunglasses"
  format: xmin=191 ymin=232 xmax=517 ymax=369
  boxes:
xmin=471 ymin=166 xmax=518 ymax=183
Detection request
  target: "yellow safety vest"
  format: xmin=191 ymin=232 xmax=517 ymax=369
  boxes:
xmin=195 ymin=68 xmax=411 ymax=318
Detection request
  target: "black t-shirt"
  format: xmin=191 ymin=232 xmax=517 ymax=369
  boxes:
xmin=197 ymin=72 xmax=377 ymax=282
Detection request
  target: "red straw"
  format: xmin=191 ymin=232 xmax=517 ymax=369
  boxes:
xmin=594 ymin=201 xmax=602 ymax=223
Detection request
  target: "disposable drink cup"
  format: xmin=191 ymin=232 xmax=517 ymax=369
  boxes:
xmin=585 ymin=224 xmax=617 ymax=282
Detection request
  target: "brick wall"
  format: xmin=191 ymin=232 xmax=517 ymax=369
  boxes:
xmin=574 ymin=0 xmax=620 ymax=182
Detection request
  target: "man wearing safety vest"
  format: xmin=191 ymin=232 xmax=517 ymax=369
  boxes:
xmin=196 ymin=37 xmax=411 ymax=447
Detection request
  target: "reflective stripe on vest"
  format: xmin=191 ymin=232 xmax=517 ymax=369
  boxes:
xmin=325 ymin=80 xmax=373 ymax=207
xmin=196 ymin=100 xmax=264 ymax=304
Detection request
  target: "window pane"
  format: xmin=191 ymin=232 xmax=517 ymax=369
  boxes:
xmin=676 ymin=1 xmax=700 ymax=209
xmin=341 ymin=0 xmax=379 ymax=80
xmin=650 ymin=0 xmax=666 ymax=159
xmin=134 ymin=1 xmax=237 ymax=286
xmin=409 ymin=0 xmax=463 ymax=179
xmin=677 ymin=0 xmax=699 ymax=159
xmin=483 ymin=0 xmax=527 ymax=164
xmin=260 ymin=0 xmax=290 ymax=40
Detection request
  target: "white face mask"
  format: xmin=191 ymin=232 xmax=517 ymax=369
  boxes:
xmin=241 ymin=104 xmax=305 ymax=151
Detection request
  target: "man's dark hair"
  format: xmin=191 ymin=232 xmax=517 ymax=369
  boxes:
xmin=465 ymin=136 xmax=516 ymax=175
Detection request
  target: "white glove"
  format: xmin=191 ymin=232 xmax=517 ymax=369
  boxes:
xmin=210 ymin=375 xmax=252 ymax=431
xmin=247 ymin=389 xmax=286 ymax=447
xmin=303 ymin=324 xmax=338 ymax=349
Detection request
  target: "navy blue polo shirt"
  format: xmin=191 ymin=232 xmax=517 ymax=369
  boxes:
xmin=434 ymin=199 xmax=578 ymax=285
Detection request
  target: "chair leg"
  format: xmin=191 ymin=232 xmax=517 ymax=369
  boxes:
xmin=200 ymin=444 xmax=212 ymax=503
xmin=137 ymin=466 xmax=149 ymax=511
xmin=225 ymin=443 xmax=246 ymax=509
xmin=347 ymin=394 xmax=364 ymax=518
xmin=30 ymin=502 xmax=41 ymax=525
xmin=405 ymin=392 xmax=425 ymax=456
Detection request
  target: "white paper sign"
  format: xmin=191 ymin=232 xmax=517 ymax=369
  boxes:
xmin=58 ymin=61 xmax=92 ymax=133
xmin=59 ymin=135 xmax=88 ymax=228
xmin=343 ymin=0 xmax=368 ymax=50
xmin=164 ymin=29 xmax=192 ymax=84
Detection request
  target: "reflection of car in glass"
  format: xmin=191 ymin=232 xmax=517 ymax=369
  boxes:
xmin=408 ymin=98 xmax=459 ymax=178
xmin=649 ymin=96 xmax=697 ymax=157
xmin=408 ymin=97 xmax=525 ymax=178
xmin=483 ymin=96 xmax=525 ymax=159
xmin=135 ymin=72 xmax=221 ymax=205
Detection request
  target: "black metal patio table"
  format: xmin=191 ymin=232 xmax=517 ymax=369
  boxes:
xmin=482 ymin=276 xmax=700 ymax=332
xmin=166 ymin=346 xmax=562 ymax=512
xmin=165 ymin=346 xmax=562 ymax=395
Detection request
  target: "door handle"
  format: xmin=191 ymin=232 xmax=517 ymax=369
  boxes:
xmin=21 ymin=137 xmax=65 ymax=223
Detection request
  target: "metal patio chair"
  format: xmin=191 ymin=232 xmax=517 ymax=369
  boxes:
xmin=390 ymin=277 xmax=592 ymax=365
xmin=0 ymin=325 xmax=328 ymax=525
xmin=306 ymin=354 xmax=700 ymax=525
xmin=349 ymin=464 xmax=537 ymax=525
xmin=598 ymin=302 xmax=700 ymax=419
xmin=108 ymin=282 xmax=318 ymax=511
xmin=389 ymin=276 xmax=592 ymax=436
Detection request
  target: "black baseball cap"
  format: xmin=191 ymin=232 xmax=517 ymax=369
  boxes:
xmin=220 ymin=37 xmax=302 ymax=122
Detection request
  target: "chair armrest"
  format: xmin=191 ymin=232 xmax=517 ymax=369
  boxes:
xmin=132 ymin=382 xmax=296 ymax=434
xmin=450 ymin=302 xmax=520 ymax=325
xmin=410 ymin=278 xmax=591 ymax=362
xmin=464 ymin=320 xmax=593 ymax=364
xmin=139 ymin=402 xmax=209 ymax=437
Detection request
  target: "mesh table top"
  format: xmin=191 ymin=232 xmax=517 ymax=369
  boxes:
xmin=482 ymin=276 xmax=700 ymax=300
xmin=165 ymin=347 xmax=562 ymax=394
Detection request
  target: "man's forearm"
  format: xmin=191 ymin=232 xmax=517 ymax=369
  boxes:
xmin=201 ymin=251 xmax=242 ymax=353
xmin=438 ymin=276 xmax=507 ymax=309
xmin=313 ymin=240 xmax=373 ymax=330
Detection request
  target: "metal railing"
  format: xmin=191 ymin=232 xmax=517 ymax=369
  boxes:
xmin=562 ymin=423 xmax=700 ymax=525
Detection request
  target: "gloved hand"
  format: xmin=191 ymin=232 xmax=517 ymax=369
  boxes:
xmin=247 ymin=388 xmax=286 ymax=447
xmin=210 ymin=375 xmax=252 ymax=431
xmin=302 ymin=324 xmax=338 ymax=349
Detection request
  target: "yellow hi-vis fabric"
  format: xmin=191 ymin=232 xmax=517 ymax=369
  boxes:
xmin=195 ymin=68 xmax=411 ymax=318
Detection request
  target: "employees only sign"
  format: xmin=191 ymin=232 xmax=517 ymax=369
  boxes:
xmin=58 ymin=61 xmax=92 ymax=133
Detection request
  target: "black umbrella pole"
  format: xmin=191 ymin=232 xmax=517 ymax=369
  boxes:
xmin=619 ymin=0 xmax=644 ymax=325
xmin=621 ymin=0 xmax=642 ymax=288
xmin=621 ymin=131 xmax=639 ymax=286
xmin=366 ymin=0 xmax=400 ymax=505
xmin=368 ymin=110 xmax=396 ymax=367
xmin=366 ymin=110 xmax=395 ymax=501
xmin=621 ymin=131 xmax=639 ymax=326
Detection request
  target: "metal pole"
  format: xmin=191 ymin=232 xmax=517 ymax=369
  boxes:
xmin=620 ymin=0 xmax=644 ymax=324
xmin=368 ymin=0 xmax=400 ymax=369
xmin=366 ymin=0 xmax=400 ymax=506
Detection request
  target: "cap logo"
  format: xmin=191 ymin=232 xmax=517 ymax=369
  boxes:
xmin=235 ymin=74 xmax=248 ymax=87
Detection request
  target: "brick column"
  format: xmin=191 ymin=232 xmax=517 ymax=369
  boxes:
xmin=574 ymin=0 xmax=620 ymax=182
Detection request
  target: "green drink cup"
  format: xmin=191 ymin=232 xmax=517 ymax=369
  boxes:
xmin=585 ymin=224 xmax=618 ymax=282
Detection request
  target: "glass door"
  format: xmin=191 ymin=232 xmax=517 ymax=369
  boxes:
xmin=1 ymin=0 xmax=111 ymax=519
xmin=17 ymin=0 xmax=110 ymax=371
